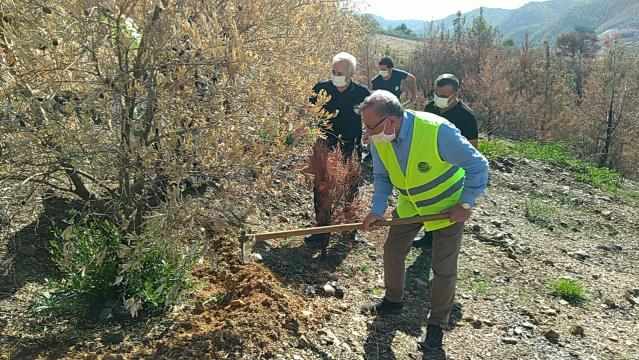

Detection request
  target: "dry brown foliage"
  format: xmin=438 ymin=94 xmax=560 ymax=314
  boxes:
xmin=0 ymin=0 xmax=365 ymax=231
xmin=304 ymin=141 xmax=363 ymax=226
xmin=403 ymin=11 xmax=639 ymax=178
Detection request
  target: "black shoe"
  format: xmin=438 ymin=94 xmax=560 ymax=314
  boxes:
xmin=361 ymin=298 xmax=403 ymax=315
xmin=304 ymin=233 xmax=329 ymax=247
xmin=412 ymin=232 xmax=433 ymax=249
xmin=418 ymin=324 xmax=443 ymax=350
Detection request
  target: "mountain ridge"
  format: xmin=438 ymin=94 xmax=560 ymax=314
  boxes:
xmin=367 ymin=0 xmax=639 ymax=45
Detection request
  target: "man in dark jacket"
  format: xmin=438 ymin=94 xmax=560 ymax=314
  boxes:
xmin=306 ymin=52 xmax=370 ymax=244
xmin=414 ymin=73 xmax=479 ymax=249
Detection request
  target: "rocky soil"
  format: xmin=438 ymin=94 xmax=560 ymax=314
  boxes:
xmin=1 ymin=153 xmax=638 ymax=359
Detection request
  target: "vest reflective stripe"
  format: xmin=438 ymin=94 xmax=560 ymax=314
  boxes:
xmin=373 ymin=111 xmax=465 ymax=231
xmin=396 ymin=166 xmax=461 ymax=196
xmin=414 ymin=177 xmax=464 ymax=208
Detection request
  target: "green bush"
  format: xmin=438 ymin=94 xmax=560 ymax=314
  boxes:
xmin=42 ymin=216 xmax=195 ymax=317
xmin=478 ymin=139 xmax=517 ymax=158
xmin=480 ymin=139 xmax=628 ymax=192
xmin=549 ymin=278 xmax=588 ymax=304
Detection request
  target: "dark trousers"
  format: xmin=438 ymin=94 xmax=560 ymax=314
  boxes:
xmin=384 ymin=210 xmax=464 ymax=326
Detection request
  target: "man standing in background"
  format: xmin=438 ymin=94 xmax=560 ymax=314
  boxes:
xmin=414 ymin=73 xmax=479 ymax=249
xmin=306 ymin=52 xmax=370 ymax=245
xmin=371 ymin=56 xmax=417 ymax=105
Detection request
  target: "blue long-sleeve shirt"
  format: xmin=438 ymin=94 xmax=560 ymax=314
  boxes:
xmin=370 ymin=111 xmax=489 ymax=216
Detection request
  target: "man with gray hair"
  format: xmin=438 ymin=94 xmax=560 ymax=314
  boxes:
xmin=359 ymin=90 xmax=488 ymax=350
xmin=414 ymin=73 xmax=479 ymax=249
xmin=305 ymin=52 xmax=370 ymax=245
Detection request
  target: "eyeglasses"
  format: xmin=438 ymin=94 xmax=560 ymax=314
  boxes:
xmin=365 ymin=116 xmax=389 ymax=131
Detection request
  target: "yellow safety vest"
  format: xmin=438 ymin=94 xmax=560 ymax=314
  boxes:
xmin=373 ymin=111 xmax=465 ymax=231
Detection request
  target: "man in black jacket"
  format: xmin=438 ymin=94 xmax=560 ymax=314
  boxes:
xmin=306 ymin=52 xmax=370 ymax=245
xmin=414 ymin=74 xmax=479 ymax=249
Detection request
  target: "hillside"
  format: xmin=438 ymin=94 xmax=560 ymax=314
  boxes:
xmin=2 ymin=140 xmax=638 ymax=358
xmin=368 ymin=0 xmax=639 ymax=45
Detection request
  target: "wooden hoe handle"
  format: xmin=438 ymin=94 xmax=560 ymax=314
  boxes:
xmin=245 ymin=213 xmax=451 ymax=241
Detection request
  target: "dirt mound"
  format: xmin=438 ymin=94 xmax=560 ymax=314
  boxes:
xmin=130 ymin=262 xmax=321 ymax=359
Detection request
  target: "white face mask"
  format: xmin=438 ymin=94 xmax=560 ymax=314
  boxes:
xmin=371 ymin=120 xmax=396 ymax=144
xmin=379 ymin=70 xmax=389 ymax=77
xmin=331 ymin=75 xmax=347 ymax=87
xmin=433 ymin=94 xmax=451 ymax=108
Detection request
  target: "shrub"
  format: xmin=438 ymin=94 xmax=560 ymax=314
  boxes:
xmin=549 ymin=278 xmax=588 ymax=304
xmin=304 ymin=140 xmax=363 ymax=225
xmin=43 ymin=216 xmax=195 ymax=317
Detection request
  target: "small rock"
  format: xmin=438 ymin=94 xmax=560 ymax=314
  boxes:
xmin=502 ymin=336 xmax=519 ymax=344
xmin=101 ymin=331 xmax=124 ymax=345
xmin=513 ymin=326 xmax=524 ymax=336
xmin=491 ymin=220 xmax=504 ymax=228
xmin=251 ymin=253 xmax=263 ymax=262
xmin=607 ymin=336 xmax=619 ymax=342
xmin=541 ymin=308 xmax=558 ymax=316
xmin=472 ymin=269 xmax=481 ymax=276
xmin=570 ymin=325 xmax=585 ymax=337
xmin=603 ymin=299 xmax=618 ymax=309
xmin=297 ymin=335 xmax=312 ymax=348
xmin=507 ymin=183 xmax=522 ymax=191
xmin=471 ymin=224 xmax=482 ymax=233
xmin=318 ymin=328 xmax=339 ymax=345
xmin=521 ymin=321 xmax=536 ymax=330
xmin=323 ymin=283 xmax=336 ymax=297
xmin=103 ymin=355 xmax=124 ymax=360
xmin=481 ymin=319 xmax=495 ymax=327
xmin=601 ymin=210 xmax=612 ymax=217
xmin=597 ymin=244 xmax=622 ymax=252
xmin=544 ymin=329 xmax=560 ymax=343
xmin=626 ymin=289 xmax=639 ymax=305
xmin=283 ymin=319 xmax=300 ymax=333
xmin=568 ymin=250 xmax=590 ymax=261
xmin=559 ymin=299 xmax=569 ymax=306
xmin=471 ymin=319 xmax=483 ymax=329
xmin=592 ymin=274 xmax=601 ymax=280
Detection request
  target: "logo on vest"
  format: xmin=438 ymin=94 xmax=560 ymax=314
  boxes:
xmin=417 ymin=161 xmax=431 ymax=173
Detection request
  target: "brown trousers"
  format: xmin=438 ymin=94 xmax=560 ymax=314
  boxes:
xmin=383 ymin=211 xmax=464 ymax=326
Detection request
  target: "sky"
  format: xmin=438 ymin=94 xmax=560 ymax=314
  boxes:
xmin=359 ymin=0 xmax=548 ymax=21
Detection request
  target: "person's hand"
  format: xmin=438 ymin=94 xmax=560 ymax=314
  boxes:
xmin=362 ymin=212 xmax=384 ymax=231
xmin=446 ymin=203 xmax=472 ymax=223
